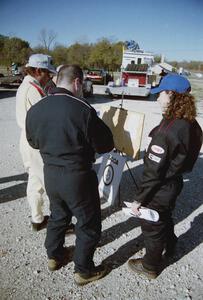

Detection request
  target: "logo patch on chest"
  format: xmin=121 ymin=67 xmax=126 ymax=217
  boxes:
xmin=148 ymin=153 xmax=161 ymax=163
xmin=151 ymin=145 xmax=165 ymax=154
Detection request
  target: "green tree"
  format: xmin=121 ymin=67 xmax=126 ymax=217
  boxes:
xmin=109 ymin=41 xmax=123 ymax=71
xmin=88 ymin=39 xmax=123 ymax=71
xmin=0 ymin=34 xmax=9 ymax=63
xmin=154 ymin=54 xmax=161 ymax=63
xmin=1 ymin=37 xmax=31 ymax=66
xmin=89 ymin=38 xmax=111 ymax=69
xmin=67 ymin=43 xmax=91 ymax=69
xmin=32 ymin=45 xmax=51 ymax=55
xmin=52 ymin=45 xmax=69 ymax=66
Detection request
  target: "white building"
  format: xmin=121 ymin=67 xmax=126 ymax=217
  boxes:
xmin=121 ymin=49 xmax=154 ymax=70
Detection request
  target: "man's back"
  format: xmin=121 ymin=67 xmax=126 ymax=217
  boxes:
xmin=26 ymin=88 xmax=114 ymax=170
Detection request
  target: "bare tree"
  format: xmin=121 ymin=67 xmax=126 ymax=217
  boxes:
xmin=38 ymin=29 xmax=57 ymax=51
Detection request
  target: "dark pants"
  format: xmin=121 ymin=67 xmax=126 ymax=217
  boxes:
xmin=44 ymin=165 xmax=101 ymax=273
xmin=141 ymin=176 xmax=183 ymax=271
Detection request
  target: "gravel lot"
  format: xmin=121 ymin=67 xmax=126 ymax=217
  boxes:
xmin=0 ymin=79 xmax=203 ymax=300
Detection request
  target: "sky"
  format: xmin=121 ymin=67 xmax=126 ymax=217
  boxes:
xmin=0 ymin=0 xmax=203 ymax=61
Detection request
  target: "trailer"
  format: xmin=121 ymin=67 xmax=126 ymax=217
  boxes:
xmin=106 ymin=41 xmax=154 ymax=97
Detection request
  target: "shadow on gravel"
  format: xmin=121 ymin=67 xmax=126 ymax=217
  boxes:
xmin=101 ymin=155 xmax=203 ymax=270
xmin=102 ymin=210 xmax=203 ymax=272
xmin=102 ymin=234 xmax=144 ymax=269
xmin=0 ymin=173 xmax=28 ymax=203
xmin=173 ymin=155 xmax=203 ymax=225
xmin=100 ymin=218 xmax=140 ymax=247
xmin=0 ymin=172 xmax=28 ymax=184
xmin=0 ymin=183 xmax=27 ymax=203
xmin=87 ymin=94 xmax=113 ymax=105
xmin=0 ymin=90 xmax=16 ymax=99
xmin=167 ymin=212 xmax=203 ymax=266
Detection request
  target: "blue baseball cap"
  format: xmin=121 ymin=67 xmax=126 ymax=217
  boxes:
xmin=151 ymin=74 xmax=191 ymax=94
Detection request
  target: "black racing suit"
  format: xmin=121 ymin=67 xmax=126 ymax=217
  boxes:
xmin=26 ymin=87 xmax=114 ymax=273
xmin=135 ymin=117 xmax=202 ymax=271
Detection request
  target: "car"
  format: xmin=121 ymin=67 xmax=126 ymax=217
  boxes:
xmin=85 ymin=69 xmax=112 ymax=85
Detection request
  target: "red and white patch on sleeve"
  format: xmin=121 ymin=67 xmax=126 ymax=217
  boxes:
xmin=151 ymin=145 xmax=165 ymax=154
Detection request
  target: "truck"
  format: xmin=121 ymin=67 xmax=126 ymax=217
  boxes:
xmin=106 ymin=41 xmax=154 ymax=97
xmin=85 ymin=69 xmax=112 ymax=85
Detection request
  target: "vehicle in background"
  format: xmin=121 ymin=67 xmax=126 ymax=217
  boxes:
xmin=106 ymin=40 xmax=154 ymax=97
xmin=85 ymin=69 xmax=112 ymax=85
xmin=83 ymin=77 xmax=93 ymax=97
xmin=0 ymin=63 xmax=23 ymax=88
xmin=11 ymin=63 xmax=22 ymax=76
xmin=0 ymin=74 xmax=23 ymax=88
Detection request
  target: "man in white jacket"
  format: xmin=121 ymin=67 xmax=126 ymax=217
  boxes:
xmin=16 ymin=54 xmax=56 ymax=231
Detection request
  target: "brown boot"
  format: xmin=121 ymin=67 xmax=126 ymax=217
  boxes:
xmin=74 ymin=265 xmax=108 ymax=286
xmin=48 ymin=247 xmax=71 ymax=271
xmin=128 ymin=258 xmax=158 ymax=279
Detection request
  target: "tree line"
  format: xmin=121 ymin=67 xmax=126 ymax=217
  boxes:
xmin=0 ymin=33 xmax=202 ymax=72
xmin=0 ymin=34 xmax=123 ymax=71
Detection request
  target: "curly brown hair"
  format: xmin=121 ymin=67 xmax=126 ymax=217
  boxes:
xmin=164 ymin=91 xmax=196 ymax=122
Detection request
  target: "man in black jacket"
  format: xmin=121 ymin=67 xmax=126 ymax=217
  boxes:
xmin=128 ymin=74 xmax=203 ymax=279
xmin=26 ymin=65 xmax=114 ymax=285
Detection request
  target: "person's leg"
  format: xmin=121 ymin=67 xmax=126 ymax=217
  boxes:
xmin=68 ymin=170 xmax=106 ymax=285
xmin=45 ymin=197 xmax=72 ymax=259
xmin=129 ymin=178 xmax=184 ymax=278
xmin=141 ymin=218 xmax=166 ymax=271
xmin=27 ymin=169 xmax=45 ymax=223
xmin=73 ymin=203 xmax=101 ymax=273
xmin=44 ymin=166 xmax=72 ymax=260
xmin=61 ymin=169 xmax=102 ymax=273
xmin=128 ymin=216 xmax=166 ymax=279
xmin=141 ymin=177 xmax=183 ymax=268
xmin=20 ymin=133 xmax=45 ymax=224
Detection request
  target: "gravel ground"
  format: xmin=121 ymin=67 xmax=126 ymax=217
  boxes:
xmin=0 ymin=79 xmax=203 ymax=300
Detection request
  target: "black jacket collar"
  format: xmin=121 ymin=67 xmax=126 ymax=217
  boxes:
xmin=51 ymin=87 xmax=74 ymax=97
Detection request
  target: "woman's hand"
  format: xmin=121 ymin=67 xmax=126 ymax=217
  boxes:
xmin=131 ymin=201 xmax=141 ymax=215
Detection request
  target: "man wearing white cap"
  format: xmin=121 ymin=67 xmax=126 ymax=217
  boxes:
xmin=16 ymin=54 xmax=56 ymax=231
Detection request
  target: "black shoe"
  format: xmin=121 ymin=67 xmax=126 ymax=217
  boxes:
xmin=65 ymin=223 xmax=75 ymax=235
xmin=74 ymin=265 xmax=108 ymax=286
xmin=128 ymin=258 xmax=158 ymax=279
xmin=31 ymin=215 xmax=49 ymax=232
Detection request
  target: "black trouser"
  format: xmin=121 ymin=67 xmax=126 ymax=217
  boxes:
xmin=44 ymin=165 xmax=101 ymax=273
xmin=141 ymin=176 xmax=183 ymax=271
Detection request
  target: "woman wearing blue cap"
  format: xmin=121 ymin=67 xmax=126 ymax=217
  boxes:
xmin=128 ymin=74 xmax=203 ymax=278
